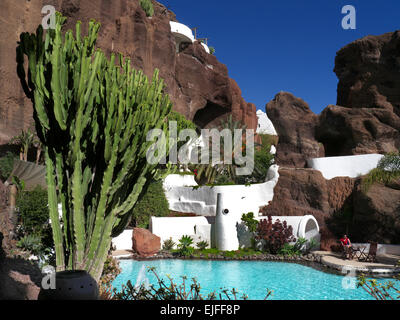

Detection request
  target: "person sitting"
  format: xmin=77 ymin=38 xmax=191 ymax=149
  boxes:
xmin=340 ymin=234 xmax=354 ymax=259
xmin=340 ymin=234 xmax=352 ymax=248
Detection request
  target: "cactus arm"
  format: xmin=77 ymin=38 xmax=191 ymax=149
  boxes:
xmin=46 ymin=149 xmax=65 ymax=271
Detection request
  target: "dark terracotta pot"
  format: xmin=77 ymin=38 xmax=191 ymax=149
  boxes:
xmin=38 ymin=270 xmax=99 ymax=300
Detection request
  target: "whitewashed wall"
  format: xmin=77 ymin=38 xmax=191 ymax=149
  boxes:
xmin=150 ymin=216 xmax=212 ymax=249
xmin=112 ymin=229 xmax=133 ymax=251
xmin=307 ymin=154 xmax=383 ymax=180
xmin=150 ymin=213 xmax=320 ymax=251
xmin=163 ymin=165 xmax=280 ymax=216
xmin=256 ymin=109 xmax=277 ymax=135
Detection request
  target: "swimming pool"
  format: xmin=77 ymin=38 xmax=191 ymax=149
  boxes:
xmin=112 ymin=259 xmax=389 ymax=300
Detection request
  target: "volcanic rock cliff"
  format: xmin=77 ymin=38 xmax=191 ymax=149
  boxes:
xmin=267 ymin=31 xmax=400 ymax=165
xmin=264 ymin=31 xmax=400 ymax=245
xmin=0 ymin=0 xmax=257 ymax=144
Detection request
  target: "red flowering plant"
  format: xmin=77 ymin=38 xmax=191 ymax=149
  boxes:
xmin=256 ymin=216 xmax=296 ymax=254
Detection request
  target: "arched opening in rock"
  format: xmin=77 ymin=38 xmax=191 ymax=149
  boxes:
xmin=192 ymin=101 xmax=229 ymax=128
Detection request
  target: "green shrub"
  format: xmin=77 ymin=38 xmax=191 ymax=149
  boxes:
xmin=16 ymin=234 xmax=42 ymax=255
xmin=259 ymin=134 xmax=278 ymax=151
xmin=241 ymin=212 xmax=258 ymax=233
xmin=177 ymin=235 xmax=194 ymax=257
xmin=277 ymin=243 xmax=301 ymax=256
xmin=213 ymin=174 xmax=235 ymax=185
xmin=209 ymin=47 xmax=215 ymax=55
xmin=15 ymin=185 xmax=54 ymax=262
xmin=162 ymin=238 xmax=176 ymax=251
xmin=0 ymin=152 xmax=16 ymax=181
xmin=140 ymin=0 xmax=154 ymax=17
xmin=130 ymin=180 xmax=170 ymax=229
xmin=167 ymin=111 xmax=197 ymax=132
xmin=293 ymin=237 xmax=307 ymax=252
xmin=252 ymin=149 xmax=274 ymax=180
xmin=196 ymin=240 xmax=209 ymax=250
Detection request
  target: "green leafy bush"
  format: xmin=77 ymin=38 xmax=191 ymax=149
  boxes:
xmin=0 ymin=152 xmax=16 ymax=181
xmin=162 ymin=238 xmax=176 ymax=251
xmin=130 ymin=180 xmax=170 ymax=229
xmin=16 ymin=234 xmax=42 ymax=255
xmin=252 ymin=149 xmax=274 ymax=180
xmin=259 ymin=134 xmax=278 ymax=151
xmin=15 ymin=186 xmax=54 ymax=263
xmin=293 ymin=237 xmax=307 ymax=252
xmin=168 ymin=111 xmax=197 ymax=132
xmin=140 ymin=0 xmax=154 ymax=17
xmin=277 ymin=243 xmax=302 ymax=256
xmin=196 ymin=240 xmax=209 ymax=250
xmin=209 ymin=47 xmax=215 ymax=55
xmin=241 ymin=212 xmax=258 ymax=233
xmin=16 ymin=186 xmax=49 ymax=237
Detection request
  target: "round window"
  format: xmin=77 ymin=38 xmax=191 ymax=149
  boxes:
xmin=223 ymin=208 xmax=229 ymax=215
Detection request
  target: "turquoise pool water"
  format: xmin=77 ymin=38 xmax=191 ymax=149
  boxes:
xmin=112 ymin=259 xmax=384 ymax=300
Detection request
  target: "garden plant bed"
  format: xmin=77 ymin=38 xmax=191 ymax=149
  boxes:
xmin=116 ymin=249 xmax=323 ymax=263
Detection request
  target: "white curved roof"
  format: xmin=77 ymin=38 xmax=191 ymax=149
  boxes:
xmin=170 ymin=21 xmax=210 ymax=53
xmin=170 ymin=21 xmax=195 ymax=42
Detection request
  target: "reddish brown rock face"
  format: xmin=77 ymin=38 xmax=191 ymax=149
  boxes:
xmin=352 ymin=183 xmax=400 ymax=244
xmin=132 ymin=227 xmax=160 ymax=257
xmin=0 ymin=0 xmax=257 ymax=144
xmin=266 ymin=31 xmax=400 ymax=160
xmin=317 ymin=105 xmax=400 ymax=156
xmin=265 ymin=92 xmax=324 ymax=167
xmin=260 ymin=168 xmax=356 ymax=228
xmin=334 ymin=31 xmax=400 ymax=111
xmin=318 ymin=30 xmax=400 ymax=156
xmin=262 ymin=167 xmax=400 ymax=244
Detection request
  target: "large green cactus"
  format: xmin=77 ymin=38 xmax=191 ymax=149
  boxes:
xmin=17 ymin=13 xmax=173 ymax=280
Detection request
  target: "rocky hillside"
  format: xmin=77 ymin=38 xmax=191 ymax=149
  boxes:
xmin=0 ymin=0 xmax=257 ymax=144
xmin=265 ymin=31 xmax=400 ymax=245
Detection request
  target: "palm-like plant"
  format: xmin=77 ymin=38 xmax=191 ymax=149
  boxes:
xmin=192 ymin=115 xmax=255 ymax=185
xmin=362 ymin=150 xmax=400 ymax=192
xmin=10 ymin=128 xmax=37 ymax=161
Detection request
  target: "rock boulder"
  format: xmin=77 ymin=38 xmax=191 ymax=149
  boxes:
xmin=132 ymin=228 xmax=160 ymax=257
xmin=265 ymin=92 xmax=324 ymax=167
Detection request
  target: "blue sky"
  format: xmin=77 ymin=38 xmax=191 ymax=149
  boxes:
xmin=160 ymin=0 xmax=400 ymax=114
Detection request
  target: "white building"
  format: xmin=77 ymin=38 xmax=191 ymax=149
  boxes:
xmin=256 ymin=109 xmax=277 ymax=136
xmin=170 ymin=21 xmax=210 ymax=54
